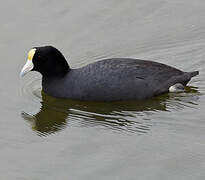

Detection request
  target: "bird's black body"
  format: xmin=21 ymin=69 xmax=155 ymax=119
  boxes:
xmin=29 ymin=46 xmax=198 ymax=101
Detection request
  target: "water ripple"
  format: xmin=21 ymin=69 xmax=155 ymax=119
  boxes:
xmin=21 ymin=76 xmax=201 ymax=137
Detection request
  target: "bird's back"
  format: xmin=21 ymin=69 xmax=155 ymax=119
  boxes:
xmin=65 ymin=58 xmax=196 ymax=101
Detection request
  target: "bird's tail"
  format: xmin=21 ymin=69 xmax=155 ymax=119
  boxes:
xmin=189 ymin=71 xmax=199 ymax=78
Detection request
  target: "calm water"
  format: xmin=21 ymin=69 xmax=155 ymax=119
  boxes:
xmin=0 ymin=0 xmax=205 ymax=179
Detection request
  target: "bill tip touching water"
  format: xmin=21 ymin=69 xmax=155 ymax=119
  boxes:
xmin=20 ymin=45 xmax=199 ymax=101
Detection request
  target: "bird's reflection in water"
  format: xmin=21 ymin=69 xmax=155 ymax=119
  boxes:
xmin=21 ymin=86 xmax=199 ymax=136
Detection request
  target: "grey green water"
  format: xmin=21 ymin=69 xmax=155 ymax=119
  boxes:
xmin=0 ymin=0 xmax=205 ymax=179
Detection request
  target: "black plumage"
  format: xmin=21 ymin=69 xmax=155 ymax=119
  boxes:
xmin=29 ymin=46 xmax=198 ymax=101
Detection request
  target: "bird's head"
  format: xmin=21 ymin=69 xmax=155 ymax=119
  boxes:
xmin=20 ymin=46 xmax=69 ymax=78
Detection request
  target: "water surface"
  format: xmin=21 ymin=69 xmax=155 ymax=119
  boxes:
xmin=0 ymin=0 xmax=205 ymax=179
